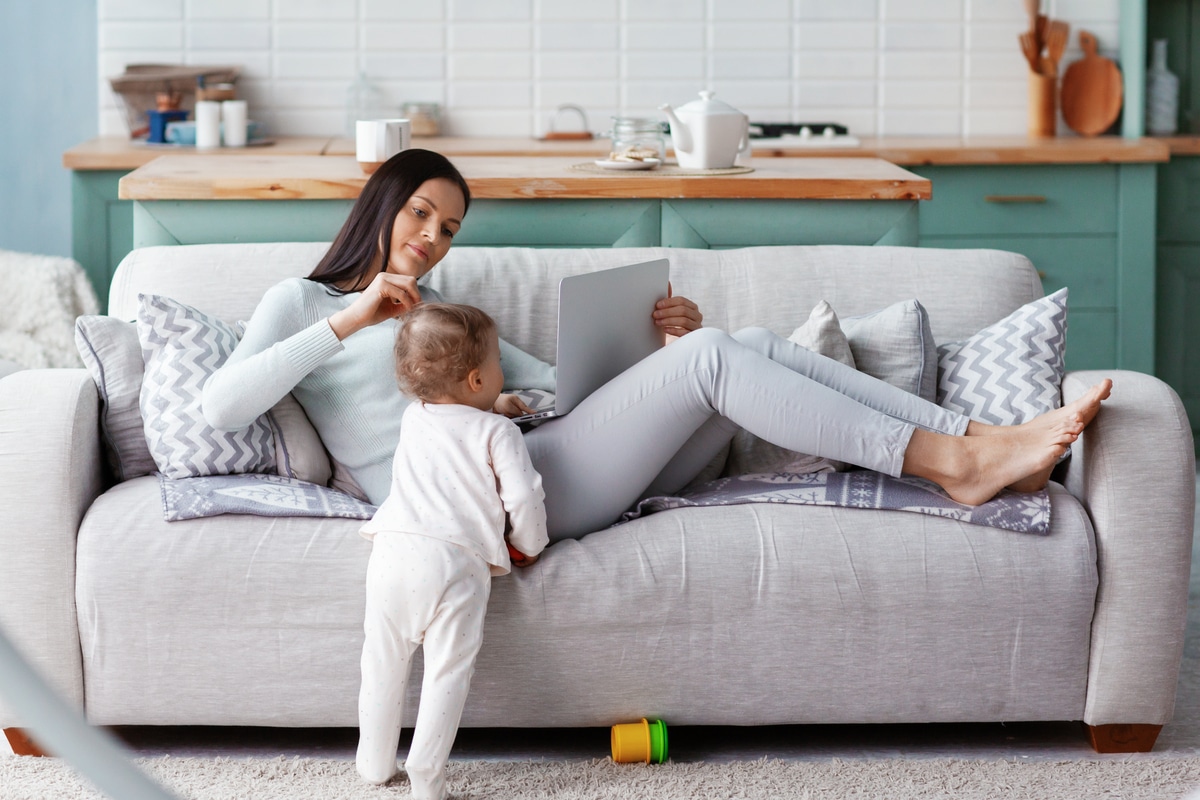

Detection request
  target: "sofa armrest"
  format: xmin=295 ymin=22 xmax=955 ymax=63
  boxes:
xmin=1059 ymin=370 xmax=1196 ymax=727
xmin=0 ymin=369 xmax=104 ymax=727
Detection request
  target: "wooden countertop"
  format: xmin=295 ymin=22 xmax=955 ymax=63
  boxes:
xmin=72 ymin=134 xmax=1172 ymax=171
xmin=328 ymin=135 xmax=1171 ymax=165
xmin=62 ymin=136 xmax=337 ymax=170
xmin=1156 ymin=136 xmax=1200 ymax=156
xmin=117 ymin=155 xmax=931 ymax=201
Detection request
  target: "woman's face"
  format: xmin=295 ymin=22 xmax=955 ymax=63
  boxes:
xmin=384 ymin=177 xmax=465 ymax=281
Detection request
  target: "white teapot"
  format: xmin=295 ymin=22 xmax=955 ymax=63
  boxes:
xmin=659 ymin=91 xmax=751 ymax=170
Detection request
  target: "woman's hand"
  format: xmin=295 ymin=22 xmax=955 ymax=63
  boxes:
xmin=327 ymin=272 xmax=422 ymax=340
xmin=653 ymin=282 xmax=703 ymax=339
xmin=493 ymin=393 xmax=535 ymax=418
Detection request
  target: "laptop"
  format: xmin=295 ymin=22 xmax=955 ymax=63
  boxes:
xmin=512 ymin=258 xmax=670 ymax=426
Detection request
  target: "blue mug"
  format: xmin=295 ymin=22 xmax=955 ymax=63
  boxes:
xmin=146 ymin=110 xmax=188 ymax=144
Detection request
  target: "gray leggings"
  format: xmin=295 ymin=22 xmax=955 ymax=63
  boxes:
xmin=523 ymin=327 xmax=968 ymax=542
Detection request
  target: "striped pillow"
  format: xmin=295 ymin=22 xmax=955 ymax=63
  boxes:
xmin=137 ymin=294 xmax=276 ymax=480
xmin=936 ymin=288 xmax=1068 ymax=426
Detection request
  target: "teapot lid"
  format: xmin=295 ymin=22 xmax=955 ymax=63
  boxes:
xmin=676 ymin=90 xmax=743 ymax=117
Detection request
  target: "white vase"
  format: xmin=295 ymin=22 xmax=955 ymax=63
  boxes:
xmin=1146 ymin=39 xmax=1179 ymax=136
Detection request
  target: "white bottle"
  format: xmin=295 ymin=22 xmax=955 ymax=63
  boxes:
xmin=1146 ymin=39 xmax=1179 ymax=136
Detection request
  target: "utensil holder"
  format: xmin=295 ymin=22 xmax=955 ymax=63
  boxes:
xmin=1028 ymin=71 xmax=1057 ymax=137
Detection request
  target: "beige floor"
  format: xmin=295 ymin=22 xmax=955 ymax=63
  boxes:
xmin=6 ymin=470 xmax=1199 ymax=764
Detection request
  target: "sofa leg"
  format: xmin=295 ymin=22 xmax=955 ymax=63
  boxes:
xmin=1083 ymin=723 xmax=1163 ymax=753
xmin=3 ymin=727 xmax=47 ymax=757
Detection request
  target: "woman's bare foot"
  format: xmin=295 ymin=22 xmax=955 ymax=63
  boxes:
xmin=963 ymin=379 xmax=1113 ymax=493
xmin=904 ymin=411 xmax=1084 ymax=506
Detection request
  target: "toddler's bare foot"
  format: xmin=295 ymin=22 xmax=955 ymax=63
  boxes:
xmin=965 ymin=379 xmax=1112 ymax=493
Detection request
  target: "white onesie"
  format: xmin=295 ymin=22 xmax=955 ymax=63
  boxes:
xmin=356 ymin=402 xmax=547 ymax=800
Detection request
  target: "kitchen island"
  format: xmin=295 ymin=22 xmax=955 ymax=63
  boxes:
xmin=117 ymin=154 xmax=930 ymax=252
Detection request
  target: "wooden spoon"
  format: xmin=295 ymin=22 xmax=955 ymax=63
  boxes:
xmin=1023 ymin=0 xmax=1040 ymax=35
xmin=1019 ymin=30 xmax=1042 ymax=74
xmin=1043 ymin=19 xmax=1069 ymax=77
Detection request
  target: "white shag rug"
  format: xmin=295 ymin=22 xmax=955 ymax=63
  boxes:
xmin=0 ymin=249 xmax=98 ymax=371
xmin=3 ymin=755 xmax=1200 ymax=800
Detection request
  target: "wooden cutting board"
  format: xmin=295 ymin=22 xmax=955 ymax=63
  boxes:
xmin=1060 ymin=30 xmax=1123 ymax=137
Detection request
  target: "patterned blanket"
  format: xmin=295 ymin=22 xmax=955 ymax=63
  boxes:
xmin=620 ymin=470 xmax=1052 ymax=534
xmin=159 ymin=472 xmax=377 ymax=522
xmin=160 ymin=469 xmax=1051 ymax=534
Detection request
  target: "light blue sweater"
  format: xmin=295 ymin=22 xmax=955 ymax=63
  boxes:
xmin=202 ymin=277 xmax=556 ymax=505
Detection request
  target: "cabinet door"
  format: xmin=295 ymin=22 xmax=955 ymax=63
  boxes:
xmin=918 ymin=234 xmax=1118 ymax=371
xmin=1157 ymin=243 xmax=1200 ymax=445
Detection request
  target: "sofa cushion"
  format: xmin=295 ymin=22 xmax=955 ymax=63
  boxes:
xmin=74 ymin=315 xmax=158 ymax=482
xmin=75 ymin=477 xmax=1097 ymax=728
xmin=937 ymin=288 xmax=1068 ymax=425
xmin=137 ymin=294 xmax=276 ymax=479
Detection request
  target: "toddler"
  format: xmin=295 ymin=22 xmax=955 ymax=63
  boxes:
xmin=356 ymin=302 xmax=549 ymax=799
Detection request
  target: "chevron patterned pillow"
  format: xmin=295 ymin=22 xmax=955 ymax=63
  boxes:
xmin=936 ymin=288 xmax=1068 ymax=426
xmin=137 ymin=294 xmax=276 ymax=480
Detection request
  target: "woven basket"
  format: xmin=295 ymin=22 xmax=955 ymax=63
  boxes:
xmin=109 ymin=64 xmax=242 ymax=138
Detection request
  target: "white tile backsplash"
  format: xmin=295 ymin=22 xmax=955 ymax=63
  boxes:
xmin=275 ymin=23 xmax=357 ymax=51
xmin=187 ymin=23 xmax=272 ymax=52
xmin=186 ymin=0 xmax=269 ymax=20
xmin=96 ymin=2 xmax=1120 ymax=138
xmin=363 ymin=23 xmax=445 ymax=51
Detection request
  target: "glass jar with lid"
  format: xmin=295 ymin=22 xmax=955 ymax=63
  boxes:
xmin=608 ymin=116 xmax=667 ymax=161
xmin=403 ymin=102 xmax=441 ymax=137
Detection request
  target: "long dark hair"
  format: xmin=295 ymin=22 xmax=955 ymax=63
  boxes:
xmin=309 ymin=149 xmax=471 ymax=293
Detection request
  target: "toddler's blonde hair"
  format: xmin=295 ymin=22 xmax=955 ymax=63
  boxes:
xmin=394 ymin=303 xmax=496 ymax=402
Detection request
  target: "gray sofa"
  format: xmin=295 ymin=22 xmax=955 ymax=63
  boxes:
xmin=0 ymin=242 xmax=1194 ymax=754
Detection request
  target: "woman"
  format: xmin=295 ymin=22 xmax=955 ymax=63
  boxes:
xmin=204 ymin=149 xmax=1110 ymax=541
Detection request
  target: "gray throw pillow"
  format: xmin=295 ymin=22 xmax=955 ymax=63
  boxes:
xmin=268 ymin=393 xmax=333 ymax=487
xmin=937 ymin=288 xmax=1068 ymax=425
xmin=74 ymin=316 xmax=158 ymax=482
xmin=137 ymin=294 xmax=276 ymax=480
xmin=841 ymin=299 xmax=938 ymax=402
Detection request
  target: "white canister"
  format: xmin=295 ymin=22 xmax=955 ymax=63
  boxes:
xmin=221 ymin=100 xmax=248 ymax=147
xmin=355 ymin=119 xmax=411 ymax=173
xmin=195 ymin=101 xmax=222 ymax=149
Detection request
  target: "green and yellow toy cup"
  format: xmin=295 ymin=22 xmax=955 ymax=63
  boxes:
xmin=610 ymin=718 xmax=668 ymax=764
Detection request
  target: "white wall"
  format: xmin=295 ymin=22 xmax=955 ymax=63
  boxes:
xmin=97 ymin=0 xmax=1121 ymax=140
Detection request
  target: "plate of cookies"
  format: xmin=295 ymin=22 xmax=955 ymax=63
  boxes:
xmin=595 ymin=146 xmax=662 ymax=170
xmin=594 ymin=158 xmax=662 ymax=170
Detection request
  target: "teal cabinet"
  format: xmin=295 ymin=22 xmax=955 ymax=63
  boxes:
xmin=1156 ymin=155 xmax=1200 ymax=450
xmin=72 ymin=170 xmax=132 ymax=312
xmin=913 ymin=163 xmax=1158 ymax=374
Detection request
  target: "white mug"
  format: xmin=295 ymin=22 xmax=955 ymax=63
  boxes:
xmin=221 ymin=100 xmax=248 ymax=147
xmin=194 ymin=101 xmax=222 ymax=149
xmin=356 ymin=119 xmax=411 ymax=173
